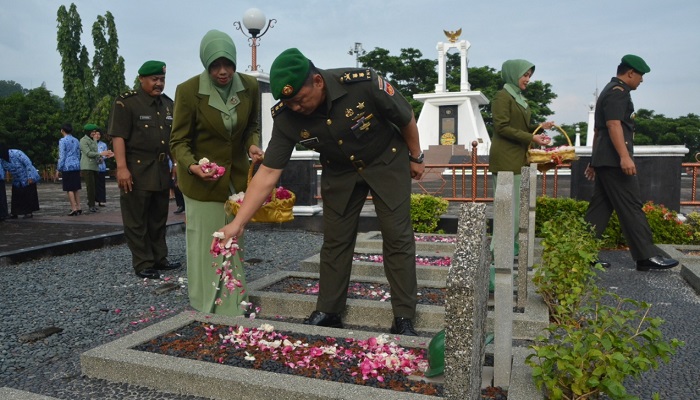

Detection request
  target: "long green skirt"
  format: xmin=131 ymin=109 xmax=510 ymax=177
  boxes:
xmin=183 ymin=195 xmax=248 ymax=315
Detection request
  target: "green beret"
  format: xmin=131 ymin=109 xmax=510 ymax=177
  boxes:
xmin=621 ymin=54 xmax=650 ymax=74
xmin=270 ymin=48 xmax=310 ymax=100
xmin=138 ymin=60 xmax=166 ymax=76
xmin=83 ymin=123 xmax=99 ymax=132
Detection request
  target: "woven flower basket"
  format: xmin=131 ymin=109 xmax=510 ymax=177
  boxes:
xmin=224 ymin=161 xmax=295 ymax=223
xmin=527 ymin=124 xmax=578 ymax=167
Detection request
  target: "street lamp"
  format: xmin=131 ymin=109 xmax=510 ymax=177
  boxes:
xmin=348 ymin=42 xmax=366 ymax=68
xmin=233 ymin=8 xmax=276 ymax=71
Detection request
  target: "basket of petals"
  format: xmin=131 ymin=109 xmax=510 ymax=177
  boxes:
xmin=225 ymin=160 xmax=295 ymax=223
xmin=527 ymin=124 xmax=578 ymax=167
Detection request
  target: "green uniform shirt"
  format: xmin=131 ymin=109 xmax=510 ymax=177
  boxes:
xmin=108 ymin=88 xmax=173 ymax=191
xmin=263 ymin=68 xmax=414 ymax=214
xmin=79 ymin=134 xmax=100 ymax=171
xmin=591 ymin=77 xmax=636 ymax=167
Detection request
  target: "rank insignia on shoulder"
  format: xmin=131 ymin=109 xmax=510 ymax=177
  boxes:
xmin=612 ymin=86 xmax=625 ymax=92
xmin=271 ymin=101 xmax=287 ymax=118
xmin=119 ymin=90 xmax=138 ymax=99
xmin=340 ymin=68 xmax=372 ymax=84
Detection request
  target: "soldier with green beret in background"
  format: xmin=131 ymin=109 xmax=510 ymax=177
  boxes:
xmin=108 ymin=60 xmax=181 ymax=279
xmin=584 ymin=54 xmax=679 ymax=271
xmin=213 ymin=47 xmax=425 ymax=336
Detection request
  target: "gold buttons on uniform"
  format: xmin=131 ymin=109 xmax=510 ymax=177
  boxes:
xmin=392 ymin=148 xmax=397 ymax=153
xmin=161 ymin=140 xmax=165 ymax=144
xmin=145 ymin=125 xmax=149 ymax=128
xmin=350 ymin=155 xmax=355 ymax=161
xmin=137 ymin=160 xmax=141 ymax=164
xmin=338 ymin=140 xmax=343 ymax=145
xmin=357 ymin=167 xmax=363 ymax=172
xmin=326 ymin=119 xmax=332 ymax=126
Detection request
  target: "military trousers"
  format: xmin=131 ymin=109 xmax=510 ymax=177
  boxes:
xmin=317 ymin=174 xmax=417 ymax=319
xmin=585 ymin=166 xmax=661 ymax=261
xmin=82 ymin=169 xmax=98 ymax=208
xmin=119 ymin=187 xmax=170 ymax=272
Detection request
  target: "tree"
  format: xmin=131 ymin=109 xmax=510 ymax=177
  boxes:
xmin=57 ymin=3 xmax=93 ymax=125
xmin=0 ymin=86 xmax=64 ymax=165
xmin=92 ymin=11 xmax=127 ymax=100
xmin=0 ymin=80 xmax=27 ymax=98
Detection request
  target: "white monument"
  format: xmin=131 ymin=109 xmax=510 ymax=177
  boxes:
xmin=414 ymin=29 xmax=491 ymax=155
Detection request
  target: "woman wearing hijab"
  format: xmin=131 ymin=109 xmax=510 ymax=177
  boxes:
xmin=0 ymin=144 xmax=41 ymax=219
xmin=489 ymin=59 xmax=554 ymax=253
xmin=56 ymin=123 xmax=83 ymax=215
xmin=170 ymin=29 xmax=263 ymax=315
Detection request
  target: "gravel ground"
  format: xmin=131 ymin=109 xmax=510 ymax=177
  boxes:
xmin=0 ymin=229 xmax=323 ymax=400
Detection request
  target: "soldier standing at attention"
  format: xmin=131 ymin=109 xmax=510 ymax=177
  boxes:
xmin=109 ymin=60 xmax=181 ymax=279
xmin=213 ymin=48 xmax=425 ymax=335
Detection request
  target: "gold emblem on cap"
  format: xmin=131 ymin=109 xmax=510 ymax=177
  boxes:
xmin=162 ymin=66 xmax=167 ymax=73
xmin=282 ymin=84 xmax=294 ymax=96
xmin=300 ymin=129 xmax=310 ymax=139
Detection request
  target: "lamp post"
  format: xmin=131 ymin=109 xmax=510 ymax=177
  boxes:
xmin=348 ymin=42 xmax=366 ymax=68
xmin=233 ymin=8 xmax=276 ymax=71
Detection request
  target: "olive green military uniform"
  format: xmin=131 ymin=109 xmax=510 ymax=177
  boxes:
xmin=585 ymin=76 xmax=661 ymax=261
xmin=79 ymin=132 xmax=100 ymax=209
xmin=264 ymin=68 xmax=418 ymax=319
xmin=108 ymin=88 xmax=173 ymax=273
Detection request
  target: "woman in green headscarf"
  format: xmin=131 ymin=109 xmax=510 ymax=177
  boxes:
xmin=489 ymin=59 xmax=554 ymax=254
xmin=171 ymin=29 xmax=263 ymax=315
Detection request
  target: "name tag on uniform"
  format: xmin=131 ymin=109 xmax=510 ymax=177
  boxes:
xmin=166 ymin=116 xmax=173 ymax=120
xmin=299 ymin=137 xmax=319 ymax=146
xmin=139 ymin=115 xmax=152 ymax=121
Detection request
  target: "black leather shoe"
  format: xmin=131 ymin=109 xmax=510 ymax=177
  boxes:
xmin=155 ymin=261 xmax=181 ymax=271
xmin=636 ymin=256 xmax=679 ymax=271
xmin=89 ymin=207 xmax=98 ymax=213
xmin=22 ymin=213 xmax=33 ymax=219
xmin=173 ymin=206 xmax=185 ymax=214
xmin=591 ymin=260 xmax=611 ymax=268
xmin=136 ymin=268 xmax=161 ymax=279
xmin=303 ymin=311 xmax=343 ymax=328
xmin=390 ymin=317 xmax=418 ymax=336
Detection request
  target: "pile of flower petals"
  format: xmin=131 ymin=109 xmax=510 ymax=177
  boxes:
xmin=207 ymin=323 xmax=428 ymax=381
xmin=414 ymin=234 xmax=457 ymax=244
xmin=353 ymin=253 xmax=452 ymax=267
xmin=199 ymin=157 xmax=226 ymax=179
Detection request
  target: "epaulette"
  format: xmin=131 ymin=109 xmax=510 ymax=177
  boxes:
xmin=118 ymin=90 xmax=138 ymax=99
xmin=339 ymin=68 xmax=372 ymax=84
xmin=271 ymin=101 xmax=287 ymax=118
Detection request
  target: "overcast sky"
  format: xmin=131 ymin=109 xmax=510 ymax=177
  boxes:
xmin=1 ymin=0 xmax=698 ymax=125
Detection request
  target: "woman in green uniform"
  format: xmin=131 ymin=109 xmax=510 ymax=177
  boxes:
xmin=170 ymin=30 xmax=263 ymax=315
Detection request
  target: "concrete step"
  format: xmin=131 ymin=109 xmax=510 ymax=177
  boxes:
xmin=355 ymin=231 xmax=457 ymax=254
xmin=248 ymin=271 xmax=549 ymax=340
xmin=299 ymin=249 xmax=452 ymax=282
xmin=81 ymin=311 xmax=541 ymax=400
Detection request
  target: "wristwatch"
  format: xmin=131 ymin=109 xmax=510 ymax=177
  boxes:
xmin=408 ymin=151 xmax=424 ymax=164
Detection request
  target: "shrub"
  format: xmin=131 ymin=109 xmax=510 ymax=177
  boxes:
xmin=642 ymin=202 xmax=695 ymax=245
xmin=528 ymin=201 xmax=685 ymax=399
xmin=535 ymin=197 xmax=700 ymax=248
xmin=527 ymin=294 xmax=684 ymax=400
xmin=533 ymin=216 xmax=602 ymax=325
xmin=410 ymin=194 xmax=448 ymax=233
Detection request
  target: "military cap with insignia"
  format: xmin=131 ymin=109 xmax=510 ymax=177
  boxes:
xmin=621 ymin=54 xmax=650 ymax=74
xmin=138 ymin=60 xmax=167 ymax=76
xmin=83 ymin=123 xmax=99 ymax=132
xmin=270 ymin=48 xmax=311 ymax=100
